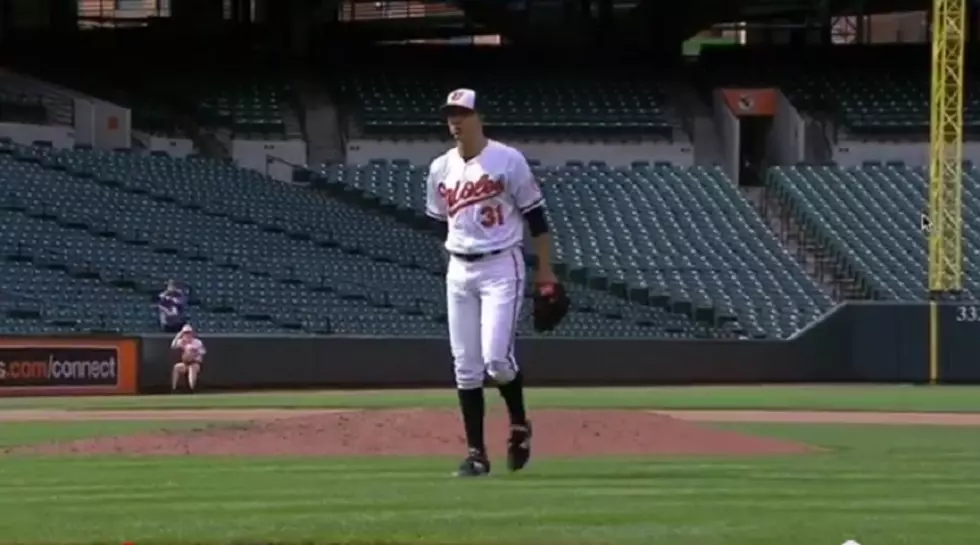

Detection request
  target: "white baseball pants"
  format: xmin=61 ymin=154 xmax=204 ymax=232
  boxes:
xmin=445 ymin=247 xmax=525 ymax=389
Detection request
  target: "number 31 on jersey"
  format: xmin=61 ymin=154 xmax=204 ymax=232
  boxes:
xmin=480 ymin=204 xmax=504 ymax=227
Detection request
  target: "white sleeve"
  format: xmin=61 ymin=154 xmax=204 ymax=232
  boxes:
xmin=425 ymin=159 xmax=447 ymax=221
xmin=170 ymin=333 xmax=183 ymax=349
xmin=509 ymin=152 xmax=545 ymax=213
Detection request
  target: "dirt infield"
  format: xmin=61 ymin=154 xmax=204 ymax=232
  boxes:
xmin=2 ymin=408 xmax=978 ymax=458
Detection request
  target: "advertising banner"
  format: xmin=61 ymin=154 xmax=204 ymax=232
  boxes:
xmin=0 ymin=338 xmax=138 ymax=396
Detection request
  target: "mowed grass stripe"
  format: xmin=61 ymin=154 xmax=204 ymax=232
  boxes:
xmin=1 ymin=441 xmax=979 ymax=545
xmin=0 ymin=485 xmax=975 ymax=544
xmin=6 ymin=480 xmax=977 ymax=506
xmin=1 ymin=416 xmax=979 ymax=544
xmin=4 ymin=385 xmax=980 ymax=412
xmin=0 ymin=421 xmax=215 ymax=447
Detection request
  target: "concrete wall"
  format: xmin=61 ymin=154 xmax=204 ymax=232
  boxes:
xmin=133 ymin=301 xmax=980 ymax=392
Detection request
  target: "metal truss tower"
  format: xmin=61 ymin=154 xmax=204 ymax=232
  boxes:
xmin=928 ymin=0 xmax=965 ymax=294
xmin=927 ymin=0 xmax=966 ymax=383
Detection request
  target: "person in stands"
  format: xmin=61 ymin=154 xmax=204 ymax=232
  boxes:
xmin=157 ymin=279 xmax=188 ymax=333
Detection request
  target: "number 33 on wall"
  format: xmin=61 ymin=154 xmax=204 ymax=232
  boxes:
xmin=956 ymin=305 xmax=980 ymax=322
xmin=479 ymin=204 xmax=505 ymax=227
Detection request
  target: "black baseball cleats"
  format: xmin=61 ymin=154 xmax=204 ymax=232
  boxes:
xmin=507 ymin=421 xmax=532 ymax=472
xmin=454 ymin=447 xmax=491 ymax=477
xmin=453 ymin=421 xmax=533 ymax=478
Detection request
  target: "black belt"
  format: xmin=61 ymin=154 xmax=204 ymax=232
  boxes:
xmin=451 ymin=249 xmax=504 ymax=262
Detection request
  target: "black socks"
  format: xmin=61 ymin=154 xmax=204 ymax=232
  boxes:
xmin=497 ymin=371 xmax=527 ymax=426
xmin=457 ymin=387 xmax=486 ymax=452
xmin=458 ymin=371 xmax=528 ymax=453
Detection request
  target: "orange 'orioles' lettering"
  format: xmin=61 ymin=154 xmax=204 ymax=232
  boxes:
xmin=439 ymin=174 xmax=505 ymax=217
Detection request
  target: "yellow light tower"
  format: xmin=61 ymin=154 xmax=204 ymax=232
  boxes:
xmin=927 ymin=0 xmax=966 ymax=384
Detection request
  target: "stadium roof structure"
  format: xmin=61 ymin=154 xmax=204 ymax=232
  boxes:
xmin=330 ymin=0 xmax=929 ymax=49
xmin=72 ymin=0 xmax=931 ymax=51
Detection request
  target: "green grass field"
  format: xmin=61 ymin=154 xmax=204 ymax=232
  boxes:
xmin=1 ymin=385 xmax=979 ymax=545
xmin=4 ymin=384 xmax=980 ymax=412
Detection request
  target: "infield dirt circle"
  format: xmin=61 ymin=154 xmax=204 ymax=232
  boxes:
xmin=4 ymin=408 xmax=980 ymax=458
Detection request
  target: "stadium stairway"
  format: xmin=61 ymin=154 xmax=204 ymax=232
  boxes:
xmin=295 ymin=75 xmax=345 ymax=164
xmin=767 ymin=162 xmax=980 ymax=300
xmin=746 ymin=185 xmax=869 ymax=301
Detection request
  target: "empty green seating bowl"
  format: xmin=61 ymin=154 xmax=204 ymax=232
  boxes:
xmin=0 ymin=142 xmax=696 ymax=337
xmin=314 ymin=160 xmax=834 ymax=339
xmin=334 ymin=49 xmax=674 ymax=140
xmin=0 ymin=60 xmax=300 ymax=140
xmin=190 ymin=79 xmax=299 ymax=138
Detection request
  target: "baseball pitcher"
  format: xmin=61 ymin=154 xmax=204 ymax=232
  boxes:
xmin=425 ymin=88 xmax=560 ymax=477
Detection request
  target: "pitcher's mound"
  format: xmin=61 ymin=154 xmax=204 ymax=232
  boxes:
xmin=6 ymin=408 xmax=815 ymax=458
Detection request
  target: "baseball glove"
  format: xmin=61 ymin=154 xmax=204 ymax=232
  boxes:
xmin=532 ymin=282 xmax=570 ymax=332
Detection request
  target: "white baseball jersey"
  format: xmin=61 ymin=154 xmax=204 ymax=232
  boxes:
xmin=171 ymin=334 xmax=206 ymax=363
xmin=425 ymin=140 xmax=544 ymax=255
